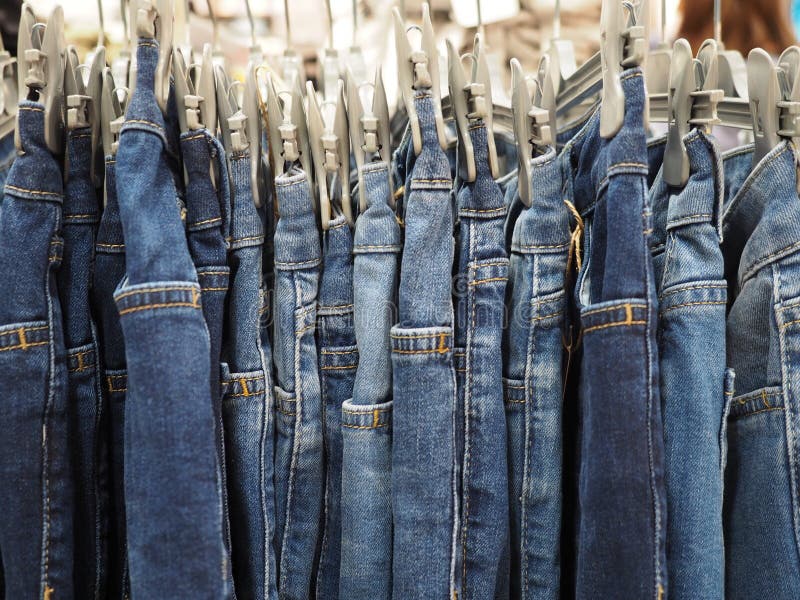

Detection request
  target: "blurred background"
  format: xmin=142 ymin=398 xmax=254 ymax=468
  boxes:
xmin=1 ymin=0 xmax=797 ymax=100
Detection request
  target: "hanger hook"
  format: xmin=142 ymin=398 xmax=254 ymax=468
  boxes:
xmin=325 ymin=0 xmax=334 ymax=51
xmin=714 ymin=0 xmax=721 ymax=44
xmin=476 ymin=0 xmax=484 ymax=38
xmin=206 ymin=0 xmax=221 ymax=51
xmin=242 ymin=0 xmax=256 ymax=50
xmin=284 ymin=0 xmax=293 ymax=49
xmin=96 ymin=0 xmax=106 ymax=47
xmin=553 ymin=0 xmax=561 ymax=40
xmin=120 ymin=0 xmax=130 ymax=50
xmin=352 ymin=0 xmax=358 ymax=46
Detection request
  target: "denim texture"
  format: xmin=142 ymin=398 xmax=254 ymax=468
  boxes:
xmin=0 ymin=101 xmax=73 ymax=599
xmin=315 ymin=214 xmax=357 ymax=600
xmin=222 ymin=149 xmax=278 ymax=600
xmin=114 ymin=39 xmax=227 ymax=598
xmin=722 ymin=141 xmax=800 ymax=599
xmin=453 ymin=124 xmax=510 ymax=600
xmin=649 ymin=129 xmax=729 ymax=599
xmin=0 ymin=130 xmax=15 ymax=195
xmin=60 ymin=127 xmax=108 ymax=599
xmin=93 ymin=155 xmax=129 ymax=599
xmin=559 ymin=68 xmax=667 ymax=599
xmin=502 ymin=146 xmax=569 ymax=600
xmin=272 ymin=170 xmax=323 ymax=600
xmin=391 ymin=92 xmax=458 ymax=599
xmin=339 ymin=161 xmax=399 ymax=600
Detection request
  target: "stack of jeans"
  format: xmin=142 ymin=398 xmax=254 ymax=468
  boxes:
xmin=3 ymin=33 xmax=800 ymax=600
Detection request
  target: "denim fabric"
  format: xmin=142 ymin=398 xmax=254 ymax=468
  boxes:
xmin=0 ymin=130 xmax=15 ymax=196
xmin=315 ymin=214 xmax=357 ymax=600
xmin=649 ymin=129 xmax=729 ymax=599
xmin=647 ymin=135 xmax=667 ymax=189
xmin=0 ymin=101 xmax=73 ymax=598
xmin=272 ymin=170 xmax=323 ymax=600
xmin=722 ymin=141 xmax=800 ymax=599
xmin=339 ymin=162 xmax=399 ymax=600
xmin=60 ymin=127 xmax=108 ymax=599
xmin=114 ymin=39 xmax=227 ymax=598
xmin=93 ymin=156 xmax=129 ymax=599
xmin=222 ymin=149 xmax=278 ymax=600
xmin=559 ymin=68 xmax=667 ymax=599
xmin=502 ymin=146 xmax=569 ymax=600
xmin=391 ymin=92 xmax=458 ymax=599
xmin=182 ymin=128 xmax=235 ymax=593
xmin=453 ymin=123 xmax=510 ymax=600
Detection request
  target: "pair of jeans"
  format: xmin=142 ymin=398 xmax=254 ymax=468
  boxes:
xmin=93 ymin=154 xmax=129 ymax=600
xmin=272 ymin=170 xmax=323 ymax=600
xmin=114 ymin=38 xmax=228 ymax=598
xmin=182 ymin=127 xmax=235 ymax=591
xmin=0 ymin=101 xmax=73 ymax=598
xmin=453 ymin=123 xmax=510 ymax=599
xmin=559 ymin=67 xmax=667 ymax=599
xmin=721 ymin=141 xmax=800 ymax=599
xmin=222 ymin=148 xmax=278 ymax=600
xmin=391 ymin=91 xmax=458 ymax=599
xmin=339 ymin=161 xmax=399 ymax=600
xmin=315 ymin=214 xmax=357 ymax=599
xmin=649 ymin=129 xmax=730 ymax=598
xmin=60 ymin=126 xmax=108 ymax=599
xmin=502 ymin=146 xmax=569 ymax=600
xmin=0 ymin=130 xmax=15 ymax=197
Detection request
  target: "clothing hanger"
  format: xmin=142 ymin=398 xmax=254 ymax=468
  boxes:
xmin=99 ymin=66 xmax=128 ymax=208
xmin=546 ymin=0 xmax=577 ymax=96
xmin=661 ymin=38 xmax=723 ymax=186
xmin=447 ymin=33 xmax=500 ymax=184
xmin=348 ymin=0 xmax=368 ymax=86
xmin=346 ymin=66 xmax=393 ymax=214
xmin=307 ymin=79 xmax=351 ymax=227
xmin=135 ymin=0 xmax=173 ymax=114
xmin=174 ymin=0 xmax=193 ymax=69
xmin=280 ymin=0 xmax=306 ymax=94
xmin=207 ymin=0 xmax=226 ymax=67
xmin=645 ymin=0 xmax=671 ymax=98
xmin=511 ymin=55 xmax=556 ymax=207
xmin=15 ymin=2 xmax=65 ymax=155
xmin=320 ymin=0 xmax=341 ymax=101
xmin=112 ymin=0 xmax=133 ymax=97
xmin=554 ymin=0 xmax=646 ymax=138
xmin=0 ymin=27 xmax=18 ymax=141
xmin=713 ymin=0 xmax=748 ymax=100
xmin=393 ymin=3 xmax=447 ymax=155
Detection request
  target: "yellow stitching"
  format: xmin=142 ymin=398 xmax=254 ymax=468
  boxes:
xmin=319 ymin=303 xmax=354 ymax=310
xmin=353 ymin=244 xmax=401 ymax=250
xmin=240 ymin=378 xmax=251 ymax=397
xmin=0 ymin=325 xmax=47 ymax=338
xmin=660 ymin=300 xmax=726 ymax=313
xmin=734 ymin=390 xmax=781 ymax=405
xmin=624 ymin=303 xmax=634 ymax=325
xmin=276 ymin=407 xmax=296 ymax=417
xmin=621 ymin=72 xmax=643 ymax=81
xmin=138 ymin=41 xmax=158 ymax=48
xmin=118 ymin=301 xmax=200 ymax=315
xmin=224 ymin=375 xmax=265 ymax=384
xmin=609 ymin=162 xmax=648 ymax=169
xmin=469 ymin=277 xmax=507 ymax=286
xmin=124 ymin=119 xmax=164 ymax=130
xmin=660 ymin=283 xmax=727 ymax=297
xmin=470 ymin=261 xmax=508 ymax=269
xmin=320 ymin=348 xmax=358 ymax=355
xmin=342 ymin=422 xmax=389 ymax=430
xmin=96 ymin=243 xmax=125 ymax=249
xmin=182 ymin=133 xmax=206 ymax=142
xmin=321 ymin=364 xmax=358 ymax=371
xmin=394 ymin=347 xmax=451 ymax=355
xmin=391 ymin=333 xmax=451 ymax=340
xmin=505 ymin=397 xmax=525 ymax=404
xmin=532 ymin=294 xmax=565 ymax=305
xmin=460 ymin=207 xmax=506 ymax=215
xmin=202 ymin=287 xmax=228 ymax=292
xmin=19 ymin=106 xmax=44 ymax=112
xmin=5 ymin=184 xmax=61 ymax=197
xmin=191 ymin=217 xmax=222 ymax=227
xmin=532 ymin=311 xmax=563 ymax=322
xmin=0 ymin=340 xmax=47 ymax=352
xmin=582 ymin=303 xmax=646 ymax=318
xmin=43 ymin=586 xmax=54 ymax=600
xmin=115 ymin=286 xmax=198 ymax=301
xmin=781 ymin=318 xmax=800 ymax=330
xmin=373 ymin=409 xmax=380 ymax=428
xmin=18 ymin=327 xmax=27 ymax=350
xmin=413 ymin=178 xmax=451 ymax=183
xmin=296 ymin=323 xmax=316 ymax=335
xmin=504 ymin=383 xmax=525 ymax=390
xmin=583 ymin=320 xmax=646 ymax=333
xmin=342 ymin=408 xmax=391 ymax=416
xmin=196 ymin=270 xmax=227 ymax=277
xmin=734 ymin=406 xmax=784 ymax=417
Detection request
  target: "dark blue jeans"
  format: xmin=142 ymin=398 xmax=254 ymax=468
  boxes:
xmin=114 ymin=38 xmax=227 ymax=598
xmin=391 ymin=92 xmax=457 ymax=599
xmin=453 ymin=123 xmax=510 ymax=600
xmin=0 ymin=101 xmax=73 ymax=598
xmin=722 ymin=141 xmax=800 ymax=599
xmin=60 ymin=126 xmax=108 ymax=599
xmin=339 ymin=161 xmax=399 ymax=600
xmin=503 ymin=146 xmax=570 ymax=600
xmin=222 ymin=149 xmax=278 ymax=600
xmin=559 ymin=68 xmax=667 ymax=599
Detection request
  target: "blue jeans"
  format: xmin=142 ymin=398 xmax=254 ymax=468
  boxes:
xmin=502 ymin=146 xmax=570 ymax=600
xmin=0 ymin=101 xmax=73 ymax=598
xmin=0 ymin=130 xmax=15 ymax=195
xmin=391 ymin=92 xmax=457 ymax=599
xmin=649 ymin=129 xmax=730 ymax=599
xmin=339 ymin=161 xmax=399 ymax=600
xmin=60 ymin=126 xmax=108 ymax=599
xmin=453 ymin=123 xmax=510 ymax=599
xmin=93 ymin=155 xmax=129 ymax=600
xmin=222 ymin=149 xmax=278 ymax=600
xmin=114 ymin=38 xmax=228 ymax=598
xmin=722 ymin=141 xmax=800 ymax=599
xmin=272 ymin=170 xmax=323 ymax=600
xmin=559 ymin=67 xmax=667 ymax=599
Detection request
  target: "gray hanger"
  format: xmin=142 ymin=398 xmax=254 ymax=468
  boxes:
xmin=173 ymin=44 xmax=217 ymax=135
xmin=713 ymin=0 xmax=748 ymax=99
xmin=511 ymin=55 xmax=556 ymax=208
xmin=65 ymin=45 xmax=106 ymax=188
xmin=346 ymin=66 xmax=393 ymax=214
xmin=545 ymin=0 xmax=577 ymax=96
xmin=16 ymin=3 xmax=65 ymax=156
xmin=0 ymin=24 xmax=18 ymax=141
xmin=662 ymin=39 xmax=723 ymax=187
xmin=242 ymin=57 xmax=265 ymax=208
xmin=281 ymin=0 xmax=306 ymax=93
xmin=135 ymin=0 xmax=173 ymax=114
xmin=307 ymin=79 xmax=351 ymax=227
xmin=447 ymin=33 xmax=499 ymax=184
xmin=347 ymin=0 xmax=368 ymax=86
xmin=99 ymin=66 xmax=128 ymax=206
xmin=320 ymin=0 xmax=341 ymax=102
xmin=393 ymin=3 xmax=447 ymax=156
xmin=747 ymin=49 xmax=781 ymax=166
xmin=645 ymin=0 xmax=671 ymax=96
